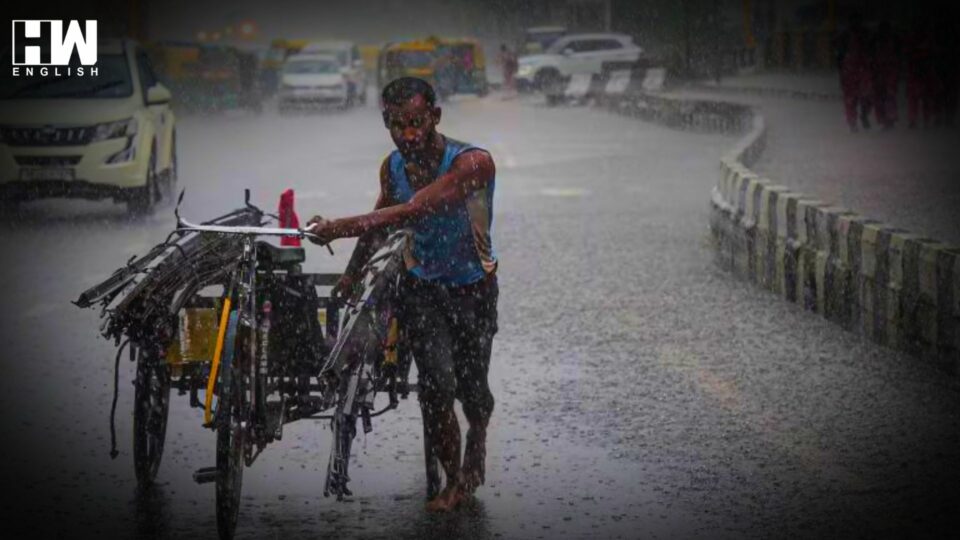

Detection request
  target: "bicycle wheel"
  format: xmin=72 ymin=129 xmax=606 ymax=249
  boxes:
xmin=216 ymin=313 xmax=246 ymax=540
xmin=133 ymin=347 xmax=171 ymax=486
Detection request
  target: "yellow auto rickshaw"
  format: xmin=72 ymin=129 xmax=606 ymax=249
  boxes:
xmin=377 ymin=39 xmax=439 ymax=90
xmin=144 ymin=41 xmax=203 ymax=106
xmin=145 ymin=41 xmax=202 ymax=81
xmin=435 ymin=37 xmax=489 ymax=96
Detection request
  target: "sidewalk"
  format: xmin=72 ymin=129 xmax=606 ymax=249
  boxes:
xmin=671 ymin=75 xmax=960 ymax=246
xmin=694 ymin=72 xmax=842 ymax=100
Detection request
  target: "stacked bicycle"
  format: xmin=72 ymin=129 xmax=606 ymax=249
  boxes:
xmin=76 ymin=191 xmax=417 ymax=539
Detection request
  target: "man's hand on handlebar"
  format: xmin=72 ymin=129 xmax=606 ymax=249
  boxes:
xmin=306 ymin=215 xmax=336 ymax=246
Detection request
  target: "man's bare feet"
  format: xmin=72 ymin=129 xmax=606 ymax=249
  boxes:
xmin=425 ymin=482 xmax=465 ymax=512
xmin=461 ymin=435 xmax=486 ymax=494
xmin=460 ymin=467 xmax=483 ymax=494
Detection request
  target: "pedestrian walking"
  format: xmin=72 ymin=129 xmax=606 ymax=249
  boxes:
xmin=498 ymin=44 xmax=517 ymax=94
xmin=933 ymin=20 xmax=959 ymax=127
xmin=905 ymin=19 xmax=939 ymax=128
xmin=872 ymin=21 xmax=901 ymax=129
xmin=837 ymin=14 xmax=874 ymax=132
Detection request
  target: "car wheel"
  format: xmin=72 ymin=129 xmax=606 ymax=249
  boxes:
xmin=127 ymin=147 xmax=158 ymax=216
xmin=536 ymin=69 xmax=563 ymax=97
xmin=162 ymin=133 xmax=178 ymax=204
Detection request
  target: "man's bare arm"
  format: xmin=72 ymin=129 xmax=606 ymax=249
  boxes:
xmin=324 ymin=150 xmax=494 ymax=239
xmin=337 ymin=159 xmax=393 ymax=287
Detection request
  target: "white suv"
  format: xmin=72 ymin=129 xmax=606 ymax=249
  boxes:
xmin=516 ymin=33 xmax=642 ymax=94
xmin=0 ymin=39 xmax=176 ymax=215
xmin=300 ymin=41 xmax=368 ymax=106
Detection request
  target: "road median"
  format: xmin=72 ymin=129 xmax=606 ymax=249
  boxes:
xmin=595 ymin=78 xmax=958 ymax=369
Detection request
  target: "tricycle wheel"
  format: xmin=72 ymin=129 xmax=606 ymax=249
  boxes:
xmin=216 ymin=314 xmax=247 ymax=540
xmin=133 ymin=348 xmax=171 ymax=486
xmin=216 ymin=377 xmax=245 ymax=540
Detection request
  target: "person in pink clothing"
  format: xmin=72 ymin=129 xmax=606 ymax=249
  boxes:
xmin=837 ymin=14 xmax=874 ymax=132
xmin=498 ymin=44 xmax=517 ymax=92
xmin=872 ymin=21 xmax=901 ymax=129
xmin=905 ymin=19 xmax=940 ymax=128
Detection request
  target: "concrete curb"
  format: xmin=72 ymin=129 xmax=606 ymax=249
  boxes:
xmin=598 ymin=90 xmax=959 ymax=369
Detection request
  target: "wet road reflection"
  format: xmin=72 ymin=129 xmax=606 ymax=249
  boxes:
xmin=0 ymin=96 xmax=957 ymax=539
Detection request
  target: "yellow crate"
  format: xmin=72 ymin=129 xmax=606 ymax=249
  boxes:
xmin=167 ymin=299 xmax=338 ymax=367
xmin=166 ymin=306 xmax=219 ymax=366
xmin=166 ymin=305 xmax=332 ymax=365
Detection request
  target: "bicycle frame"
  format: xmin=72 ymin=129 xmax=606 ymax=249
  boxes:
xmin=321 ymin=230 xmax=410 ymax=499
xmin=176 ymin=210 xmax=412 ymax=487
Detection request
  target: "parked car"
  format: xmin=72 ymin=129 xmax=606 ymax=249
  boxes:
xmin=278 ymin=54 xmax=350 ymax=110
xmin=515 ymin=33 xmax=642 ymax=95
xmin=0 ymin=39 xmax=177 ymax=215
xmin=301 ymin=41 xmax=368 ymax=105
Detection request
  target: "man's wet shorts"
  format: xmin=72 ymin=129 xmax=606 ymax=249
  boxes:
xmin=397 ymin=271 xmax=498 ymax=417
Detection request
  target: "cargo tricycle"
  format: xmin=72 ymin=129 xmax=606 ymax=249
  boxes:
xmin=76 ymin=191 xmax=438 ymax=539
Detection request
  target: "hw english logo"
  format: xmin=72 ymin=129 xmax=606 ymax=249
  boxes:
xmin=11 ymin=20 xmax=98 ymax=77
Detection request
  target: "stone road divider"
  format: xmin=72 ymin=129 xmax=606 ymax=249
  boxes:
xmin=596 ymin=71 xmax=959 ymax=369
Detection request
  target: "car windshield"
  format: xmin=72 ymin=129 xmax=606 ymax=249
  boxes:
xmin=265 ymin=47 xmax=287 ymax=62
xmin=526 ymin=31 xmax=566 ymax=53
xmin=284 ymin=60 xmax=339 ymax=74
xmin=306 ymin=49 xmax=349 ymax=66
xmin=0 ymin=54 xmax=134 ymax=99
xmin=387 ymin=50 xmax=434 ymax=69
xmin=545 ymin=39 xmax=575 ymax=54
xmin=200 ymin=49 xmax=237 ymax=70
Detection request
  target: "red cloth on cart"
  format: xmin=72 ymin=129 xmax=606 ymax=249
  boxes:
xmin=278 ymin=188 xmax=301 ymax=247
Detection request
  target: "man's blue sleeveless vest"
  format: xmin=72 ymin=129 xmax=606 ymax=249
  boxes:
xmin=387 ymin=137 xmax=496 ymax=286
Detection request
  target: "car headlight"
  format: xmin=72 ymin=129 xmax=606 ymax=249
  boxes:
xmin=91 ymin=117 xmax=137 ymax=142
xmin=106 ymin=141 xmax=136 ymax=164
xmin=103 ymin=118 xmax=139 ymax=164
xmin=517 ymin=65 xmax=534 ymax=77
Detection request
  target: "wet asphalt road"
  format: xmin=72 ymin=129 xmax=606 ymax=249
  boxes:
xmin=0 ymin=95 xmax=958 ymax=539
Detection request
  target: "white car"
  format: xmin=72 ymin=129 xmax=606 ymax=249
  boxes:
xmin=0 ymin=39 xmax=177 ymax=215
xmin=278 ymin=54 xmax=351 ymax=110
xmin=300 ymin=41 xmax=368 ymax=106
xmin=516 ymin=33 xmax=642 ymax=94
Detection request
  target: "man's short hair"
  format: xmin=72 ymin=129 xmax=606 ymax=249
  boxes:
xmin=381 ymin=77 xmax=437 ymax=109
